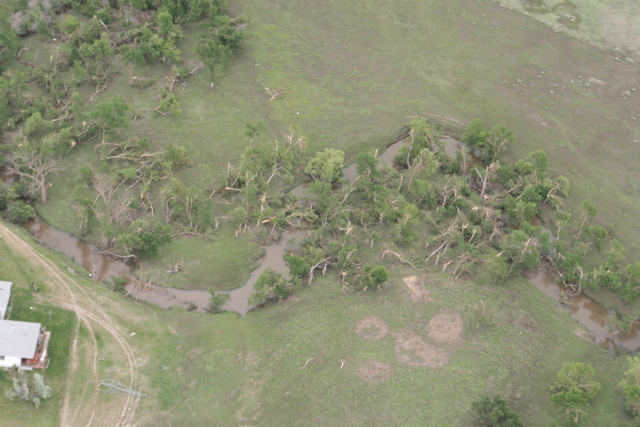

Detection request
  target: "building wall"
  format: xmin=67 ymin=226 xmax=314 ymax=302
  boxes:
xmin=0 ymin=356 xmax=22 ymax=369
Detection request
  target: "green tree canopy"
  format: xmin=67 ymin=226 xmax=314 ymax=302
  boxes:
xmin=304 ymin=148 xmax=344 ymax=183
xmin=550 ymin=362 xmax=601 ymax=424
xmin=195 ymin=14 xmax=244 ymax=82
xmin=620 ymin=356 xmax=640 ymax=418
xmin=471 ymin=396 xmax=523 ymax=427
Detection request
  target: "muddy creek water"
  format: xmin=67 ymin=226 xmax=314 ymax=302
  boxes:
xmin=527 ymin=270 xmax=640 ymax=351
xmin=24 ymin=218 xmax=133 ymax=282
xmin=10 ymin=135 xmax=640 ymax=349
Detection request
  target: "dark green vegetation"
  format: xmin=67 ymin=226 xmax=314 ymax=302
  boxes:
xmin=0 ymin=0 xmax=639 ymax=425
xmin=471 ymin=395 xmax=523 ymax=426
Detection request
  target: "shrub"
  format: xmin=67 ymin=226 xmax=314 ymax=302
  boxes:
xmin=5 ymin=372 xmax=52 ymax=408
xmin=111 ymin=276 xmax=128 ymax=293
xmin=118 ymin=220 xmax=172 ymax=259
xmin=284 ymin=253 xmax=310 ymax=279
xmin=619 ymin=356 xmax=640 ymax=418
xmin=471 ymin=395 xmax=523 ymax=426
xmin=209 ymin=291 xmax=230 ymax=313
xmin=4 ymin=201 xmax=36 ymax=223
xmin=249 ymin=269 xmax=296 ymax=306
xmin=550 ymin=362 xmax=601 ymax=424
xmin=360 ymin=265 xmax=388 ymax=290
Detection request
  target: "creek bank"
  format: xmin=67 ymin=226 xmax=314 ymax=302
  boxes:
xmin=9 ymin=131 xmax=640 ymax=349
xmin=527 ymin=269 xmax=640 ymax=352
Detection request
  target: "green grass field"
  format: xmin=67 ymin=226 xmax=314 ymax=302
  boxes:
xmin=132 ymin=269 xmax=631 ymax=426
xmin=500 ymin=0 xmax=640 ymax=60
xmin=3 ymin=0 xmax=640 ymax=424
xmin=1 ymin=224 xmax=634 ymax=425
xmin=28 ymin=0 xmax=640 ymax=295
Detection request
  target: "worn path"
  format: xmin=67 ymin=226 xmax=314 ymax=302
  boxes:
xmin=0 ymin=221 xmax=140 ymax=427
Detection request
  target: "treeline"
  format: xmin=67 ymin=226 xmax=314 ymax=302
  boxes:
xmin=213 ymin=116 xmax=640 ymax=306
xmin=0 ymin=0 xmax=244 ymax=258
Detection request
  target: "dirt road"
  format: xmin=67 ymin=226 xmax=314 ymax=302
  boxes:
xmin=0 ymin=221 xmax=140 ymax=426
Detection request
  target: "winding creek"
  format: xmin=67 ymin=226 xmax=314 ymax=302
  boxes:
xmin=6 ymin=136 xmax=640 ymax=351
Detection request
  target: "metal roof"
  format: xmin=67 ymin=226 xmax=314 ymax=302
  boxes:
xmin=0 ymin=320 xmax=40 ymax=359
xmin=0 ymin=281 xmax=11 ymax=319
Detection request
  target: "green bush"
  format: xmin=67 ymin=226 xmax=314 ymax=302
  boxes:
xmin=209 ymin=291 xmax=230 ymax=313
xmin=549 ymin=362 xmax=601 ymax=424
xmin=4 ymin=201 xmax=36 ymax=223
xmin=118 ymin=220 xmax=172 ymax=259
xmin=471 ymin=395 xmax=523 ymax=426
xmin=284 ymin=253 xmax=310 ymax=279
xmin=619 ymin=356 xmax=640 ymax=418
xmin=360 ymin=265 xmax=388 ymax=290
xmin=111 ymin=276 xmax=128 ymax=293
xmin=249 ymin=269 xmax=296 ymax=306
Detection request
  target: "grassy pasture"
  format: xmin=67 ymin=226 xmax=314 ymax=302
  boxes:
xmin=0 ymin=223 xmax=634 ymax=426
xmin=133 ymin=270 xmax=631 ymax=426
xmin=27 ymin=0 xmax=640 ymax=297
xmin=3 ymin=0 xmax=640 ymax=424
xmin=500 ymin=0 xmax=640 ymax=60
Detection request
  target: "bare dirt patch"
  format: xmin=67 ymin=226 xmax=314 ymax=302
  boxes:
xmin=355 ymin=316 xmax=389 ymax=340
xmin=402 ymin=276 xmax=433 ymax=303
xmin=392 ymin=330 xmax=449 ymax=368
xmin=427 ymin=313 xmax=464 ymax=345
xmin=357 ymin=360 xmax=393 ymax=383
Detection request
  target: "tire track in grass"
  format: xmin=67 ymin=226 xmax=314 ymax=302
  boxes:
xmin=0 ymin=222 xmax=140 ymax=426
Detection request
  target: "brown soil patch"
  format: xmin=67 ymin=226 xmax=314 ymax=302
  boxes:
xmin=588 ymin=76 xmax=605 ymax=86
xmin=392 ymin=331 xmax=449 ymax=368
xmin=167 ymin=325 xmax=178 ymax=335
xmin=427 ymin=313 xmax=464 ymax=344
xmin=355 ymin=316 xmax=389 ymax=340
xmin=357 ymin=360 xmax=393 ymax=383
xmin=402 ymin=276 xmax=433 ymax=303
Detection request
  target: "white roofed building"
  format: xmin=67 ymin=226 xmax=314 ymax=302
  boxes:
xmin=0 ymin=283 xmax=50 ymax=370
xmin=0 ymin=281 xmax=11 ymax=319
xmin=0 ymin=320 xmax=49 ymax=369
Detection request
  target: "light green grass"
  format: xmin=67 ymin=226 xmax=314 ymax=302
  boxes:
xmin=141 ymin=227 xmax=264 ymax=291
xmin=5 ymin=1 xmax=640 ymax=423
xmin=0 ymin=216 xmax=634 ymax=426
xmin=500 ymin=0 xmax=640 ymax=59
xmin=135 ymin=268 xmax=631 ymax=426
